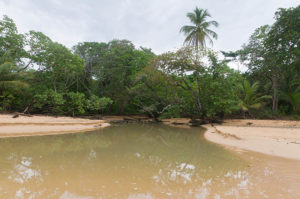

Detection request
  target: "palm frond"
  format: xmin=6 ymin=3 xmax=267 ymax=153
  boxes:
xmin=180 ymin=25 xmax=196 ymax=35
xmin=205 ymin=29 xmax=218 ymax=40
xmin=238 ymin=79 xmax=270 ymax=112
xmin=249 ymin=102 xmax=264 ymax=109
xmin=207 ymin=20 xmax=219 ymax=27
xmin=282 ymin=91 xmax=300 ymax=112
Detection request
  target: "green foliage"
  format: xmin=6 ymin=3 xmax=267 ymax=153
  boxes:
xmin=142 ymin=47 xmax=241 ymax=120
xmin=0 ymin=91 xmax=15 ymax=111
xmin=0 ymin=7 xmax=299 ymax=121
xmin=0 ymin=15 xmax=25 ymax=63
xmin=239 ymin=6 xmax=300 ymax=113
xmin=199 ymin=54 xmax=241 ymax=119
xmin=72 ymin=42 xmax=108 ymax=94
xmin=129 ymin=64 xmax=179 ymax=119
xmin=86 ymin=95 xmax=113 ymax=113
xmin=237 ymin=80 xmax=272 ymax=117
xmin=160 ymin=105 xmax=182 ymax=119
xmin=73 ymin=40 xmax=155 ymax=114
xmin=0 ymin=53 xmax=27 ymax=92
xmin=33 ymin=90 xmax=65 ymax=114
xmin=33 ymin=91 xmax=113 ymax=116
xmin=0 ymin=52 xmax=28 ymax=111
xmin=65 ymin=92 xmax=86 ymax=116
xmin=281 ymin=91 xmax=300 ymax=114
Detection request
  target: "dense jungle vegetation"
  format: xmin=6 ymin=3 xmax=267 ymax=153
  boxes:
xmin=0 ymin=6 xmax=299 ymax=121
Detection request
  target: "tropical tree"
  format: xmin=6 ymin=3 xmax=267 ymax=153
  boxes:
xmin=180 ymin=7 xmax=218 ymax=49
xmin=237 ymin=80 xmax=271 ymax=117
xmin=0 ymin=52 xmax=28 ymax=111
xmin=129 ymin=64 xmax=180 ymax=120
xmin=240 ymin=6 xmax=300 ymax=112
xmin=26 ymin=31 xmax=84 ymax=93
xmin=0 ymin=15 xmax=25 ymax=64
xmin=72 ymin=42 xmax=108 ymax=94
xmin=147 ymin=47 xmax=240 ymax=120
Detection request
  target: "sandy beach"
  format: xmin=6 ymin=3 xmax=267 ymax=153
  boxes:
xmin=0 ymin=114 xmax=110 ymax=138
xmin=204 ymin=119 xmax=300 ymax=160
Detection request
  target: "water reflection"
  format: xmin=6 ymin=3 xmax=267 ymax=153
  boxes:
xmin=0 ymin=123 xmax=298 ymax=198
xmin=8 ymin=155 xmax=42 ymax=184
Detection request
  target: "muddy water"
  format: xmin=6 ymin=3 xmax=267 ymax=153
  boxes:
xmin=0 ymin=123 xmax=299 ymax=199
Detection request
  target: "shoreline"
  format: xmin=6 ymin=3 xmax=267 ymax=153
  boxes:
xmin=203 ymin=120 xmax=300 ymax=161
xmin=1 ymin=114 xmax=300 ymax=161
xmin=161 ymin=118 xmax=300 ymax=160
xmin=0 ymin=114 xmax=110 ymax=138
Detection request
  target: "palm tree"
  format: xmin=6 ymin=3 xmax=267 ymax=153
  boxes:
xmin=238 ymin=80 xmax=271 ymax=117
xmin=282 ymin=91 xmax=300 ymax=114
xmin=180 ymin=7 xmax=219 ymax=49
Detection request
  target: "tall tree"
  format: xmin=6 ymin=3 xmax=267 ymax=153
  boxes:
xmin=0 ymin=52 xmax=28 ymax=110
xmin=26 ymin=31 xmax=84 ymax=93
xmin=72 ymin=42 xmax=108 ymax=94
xmin=129 ymin=64 xmax=180 ymax=120
xmin=153 ymin=47 xmax=240 ymax=120
xmin=0 ymin=15 xmax=25 ymax=64
xmin=240 ymin=6 xmax=300 ymax=112
xmin=180 ymin=7 xmax=218 ymax=49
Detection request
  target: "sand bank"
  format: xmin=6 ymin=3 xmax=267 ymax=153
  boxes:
xmin=0 ymin=114 xmax=110 ymax=138
xmin=204 ymin=119 xmax=300 ymax=160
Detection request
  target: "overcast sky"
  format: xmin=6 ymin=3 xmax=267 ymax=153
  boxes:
xmin=0 ymin=0 xmax=299 ymax=54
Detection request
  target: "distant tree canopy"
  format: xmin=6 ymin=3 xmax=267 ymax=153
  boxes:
xmin=0 ymin=5 xmax=299 ymax=120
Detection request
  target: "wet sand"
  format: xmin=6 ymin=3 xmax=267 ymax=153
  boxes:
xmin=204 ymin=119 xmax=300 ymax=160
xmin=0 ymin=114 xmax=110 ymax=138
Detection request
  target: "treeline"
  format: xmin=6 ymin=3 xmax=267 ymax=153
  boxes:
xmin=0 ymin=5 xmax=299 ymax=120
xmin=0 ymin=16 xmax=154 ymax=116
xmin=236 ymin=6 xmax=300 ymax=118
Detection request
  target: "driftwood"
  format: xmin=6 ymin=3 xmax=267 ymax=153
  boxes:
xmin=188 ymin=118 xmax=224 ymax=126
xmin=12 ymin=113 xmax=33 ymax=118
xmin=171 ymin=122 xmax=186 ymax=125
xmin=12 ymin=106 xmax=33 ymax=118
xmin=109 ymin=120 xmax=128 ymax=124
xmin=12 ymin=114 xmax=19 ymax=118
xmin=189 ymin=119 xmax=209 ymax=126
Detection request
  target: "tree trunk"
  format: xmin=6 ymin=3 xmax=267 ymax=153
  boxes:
xmin=118 ymin=100 xmax=124 ymax=115
xmin=272 ymin=76 xmax=278 ymax=112
xmin=195 ymin=77 xmax=202 ymax=116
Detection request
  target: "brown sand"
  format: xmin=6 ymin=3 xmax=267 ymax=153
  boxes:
xmin=0 ymin=114 xmax=110 ymax=138
xmin=204 ymin=119 xmax=300 ymax=160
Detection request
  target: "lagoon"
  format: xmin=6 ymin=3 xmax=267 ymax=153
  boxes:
xmin=0 ymin=123 xmax=299 ymax=199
